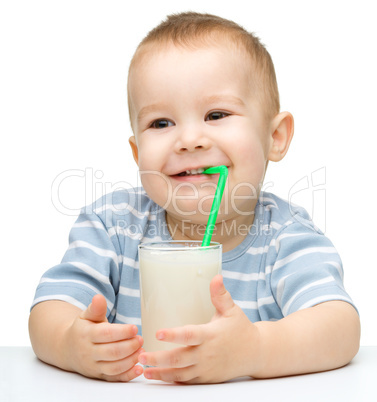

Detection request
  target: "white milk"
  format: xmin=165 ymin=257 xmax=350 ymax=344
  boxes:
xmin=139 ymin=244 xmax=222 ymax=352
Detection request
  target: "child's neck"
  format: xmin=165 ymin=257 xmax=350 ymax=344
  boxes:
xmin=165 ymin=212 xmax=255 ymax=253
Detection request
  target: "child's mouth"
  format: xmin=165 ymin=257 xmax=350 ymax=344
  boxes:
xmin=176 ymin=168 xmax=206 ymax=177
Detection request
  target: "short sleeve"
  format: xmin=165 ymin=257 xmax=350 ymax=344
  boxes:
xmin=268 ymin=222 xmax=357 ymax=317
xmin=31 ymin=209 xmax=121 ymax=317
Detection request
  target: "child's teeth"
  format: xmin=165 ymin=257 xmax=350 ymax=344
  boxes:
xmin=185 ymin=168 xmax=205 ymax=175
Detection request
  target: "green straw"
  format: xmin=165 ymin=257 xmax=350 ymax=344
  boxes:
xmin=201 ymin=165 xmax=228 ymax=247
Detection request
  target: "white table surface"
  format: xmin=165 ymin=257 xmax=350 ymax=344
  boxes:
xmin=1 ymin=346 xmax=376 ymax=402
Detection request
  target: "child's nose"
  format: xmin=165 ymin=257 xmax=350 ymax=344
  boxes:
xmin=174 ymin=127 xmax=211 ymax=153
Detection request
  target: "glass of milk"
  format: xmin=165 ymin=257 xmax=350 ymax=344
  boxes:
xmin=138 ymin=241 xmax=222 ymax=352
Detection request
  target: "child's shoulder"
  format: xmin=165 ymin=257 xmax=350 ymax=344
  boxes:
xmin=82 ymin=186 xmax=158 ymax=222
xmin=259 ymin=191 xmax=322 ymax=236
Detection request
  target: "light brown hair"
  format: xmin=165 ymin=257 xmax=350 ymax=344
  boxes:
xmin=127 ymin=12 xmax=280 ymax=125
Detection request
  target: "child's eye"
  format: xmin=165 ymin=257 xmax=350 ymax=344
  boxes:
xmin=150 ymin=119 xmax=174 ymax=129
xmin=205 ymin=111 xmax=229 ymax=121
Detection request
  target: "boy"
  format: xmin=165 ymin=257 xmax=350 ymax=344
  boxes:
xmin=29 ymin=12 xmax=360 ymax=384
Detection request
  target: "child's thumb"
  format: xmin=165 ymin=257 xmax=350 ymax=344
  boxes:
xmin=80 ymin=294 xmax=108 ymax=323
xmin=210 ymin=275 xmax=235 ymax=315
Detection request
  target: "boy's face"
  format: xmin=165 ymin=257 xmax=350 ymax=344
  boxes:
xmin=128 ymin=43 xmax=275 ymax=225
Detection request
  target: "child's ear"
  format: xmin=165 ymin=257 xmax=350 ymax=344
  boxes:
xmin=129 ymin=136 xmax=139 ymax=165
xmin=268 ymin=112 xmax=294 ymax=162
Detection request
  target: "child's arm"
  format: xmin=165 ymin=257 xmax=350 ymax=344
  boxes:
xmin=29 ymin=295 xmax=144 ymax=381
xmin=138 ymin=275 xmax=360 ymax=383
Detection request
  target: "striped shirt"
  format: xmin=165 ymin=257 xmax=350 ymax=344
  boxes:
xmin=31 ymin=188 xmax=355 ymax=332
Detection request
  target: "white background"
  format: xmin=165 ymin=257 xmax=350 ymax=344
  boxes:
xmin=1 ymin=0 xmax=376 ymax=346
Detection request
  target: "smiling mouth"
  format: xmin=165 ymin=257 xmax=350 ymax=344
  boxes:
xmin=176 ymin=168 xmax=206 ymax=177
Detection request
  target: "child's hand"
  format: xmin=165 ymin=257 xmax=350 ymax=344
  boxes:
xmin=138 ymin=275 xmax=262 ymax=383
xmin=64 ymin=294 xmax=144 ymax=382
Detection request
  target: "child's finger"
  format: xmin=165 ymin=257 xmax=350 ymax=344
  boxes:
xmin=93 ymin=337 xmax=144 ymax=362
xmin=99 ymin=352 xmax=144 ymax=381
xmin=143 ymin=365 xmax=197 ymax=383
xmin=91 ymin=323 xmax=140 ymax=344
xmin=80 ymin=294 xmax=108 ymax=323
xmin=155 ymin=324 xmax=205 ymax=346
xmin=210 ymin=275 xmax=235 ymax=315
xmin=139 ymin=345 xmax=197 ymax=369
